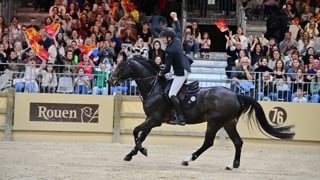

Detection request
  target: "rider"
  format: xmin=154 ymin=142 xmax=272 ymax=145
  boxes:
xmin=159 ymin=12 xmax=191 ymax=126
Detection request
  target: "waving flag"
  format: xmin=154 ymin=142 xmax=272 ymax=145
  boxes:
xmin=292 ymin=17 xmax=300 ymax=25
xmin=31 ymin=43 xmax=50 ymax=61
xmin=78 ymin=44 xmax=97 ymax=55
xmin=23 ymin=27 xmax=49 ymax=61
xmin=24 ymin=27 xmax=41 ymax=44
xmin=214 ymin=18 xmax=229 ymax=32
xmin=45 ymin=23 xmax=60 ymax=39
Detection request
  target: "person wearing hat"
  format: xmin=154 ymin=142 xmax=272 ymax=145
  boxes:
xmin=159 ymin=12 xmax=191 ymax=126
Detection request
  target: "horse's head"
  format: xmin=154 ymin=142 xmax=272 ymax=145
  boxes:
xmin=108 ymin=60 xmax=131 ymax=86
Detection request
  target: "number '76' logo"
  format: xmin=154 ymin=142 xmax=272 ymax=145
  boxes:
xmin=268 ymin=107 xmax=287 ymax=125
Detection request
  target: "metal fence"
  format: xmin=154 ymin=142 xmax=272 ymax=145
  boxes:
xmin=0 ymin=63 xmax=319 ymax=103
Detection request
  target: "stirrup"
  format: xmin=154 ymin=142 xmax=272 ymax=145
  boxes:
xmin=169 ymin=115 xmax=186 ymax=126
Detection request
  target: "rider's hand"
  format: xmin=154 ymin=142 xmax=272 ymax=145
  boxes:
xmin=170 ymin=12 xmax=178 ymax=21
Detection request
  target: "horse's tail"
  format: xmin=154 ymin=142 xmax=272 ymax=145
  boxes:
xmin=237 ymin=94 xmax=295 ymax=139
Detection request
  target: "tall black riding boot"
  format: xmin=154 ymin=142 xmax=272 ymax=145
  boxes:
xmin=169 ymin=95 xmax=186 ymax=126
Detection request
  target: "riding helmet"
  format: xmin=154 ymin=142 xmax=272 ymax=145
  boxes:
xmin=160 ymin=27 xmax=176 ymax=39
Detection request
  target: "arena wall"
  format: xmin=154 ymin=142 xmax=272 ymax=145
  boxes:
xmin=0 ymin=92 xmax=319 ymax=146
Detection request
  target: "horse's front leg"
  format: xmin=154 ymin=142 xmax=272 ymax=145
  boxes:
xmin=124 ymin=117 xmax=160 ymax=161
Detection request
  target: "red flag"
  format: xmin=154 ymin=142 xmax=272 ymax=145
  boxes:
xmin=31 ymin=43 xmax=50 ymax=61
xmin=292 ymin=17 xmax=300 ymax=25
xmin=45 ymin=23 xmax=60 ymax=39
xmin=24 ymin=27 xmax=41 ymax=44
xmin=214 ymin=18 xmax=229 ymax=32
xmin=78 ymin=44 xmax=96 ymax=55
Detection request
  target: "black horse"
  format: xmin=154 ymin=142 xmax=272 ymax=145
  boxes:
xmin=108 ymin=57 xmax=295 ymax=168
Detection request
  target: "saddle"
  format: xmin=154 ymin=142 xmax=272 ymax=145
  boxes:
xmin=163 ymin=80 xmax=200 ymax=109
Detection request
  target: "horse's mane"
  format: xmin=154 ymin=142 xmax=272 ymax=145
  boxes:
xmin=128 ymin=57 xmax=159 ymax=75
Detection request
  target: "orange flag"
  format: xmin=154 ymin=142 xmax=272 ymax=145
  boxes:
xmin=214 ymin=18 xmax=229 ymax=32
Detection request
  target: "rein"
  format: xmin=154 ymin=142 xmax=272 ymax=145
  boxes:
xmin=133 ymin=75 xmax=159 ymax=102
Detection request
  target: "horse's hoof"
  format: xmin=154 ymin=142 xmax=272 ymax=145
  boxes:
xmin=139 ymin=147 xmax=148 ymax=157
xmin=181 ymin=161 xmax=189 ymax=166
xmin=225 ymin=165 xmax=233 ymax=170
xmin=233 ymin=161 xmax=240 ymax=168
xmin=124 ymin=155 xmax=132 ymax=161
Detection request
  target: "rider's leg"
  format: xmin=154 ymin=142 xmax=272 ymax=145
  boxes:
xmin=168 ymin=70 xmax=189 ymax=125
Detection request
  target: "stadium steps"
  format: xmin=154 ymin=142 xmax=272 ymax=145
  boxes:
xmin=189 ymin=52 xmax=228 ymax=87
xmin=246 ymin=20 xmax=267 ymax=37
xmin=15 ymin=6 xmax=48 ymax=25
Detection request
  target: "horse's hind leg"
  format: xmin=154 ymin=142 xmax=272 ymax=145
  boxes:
xmin=224 ymin=121 xmax=243 ymax=169
xmin=181 ymin=123 xmax=220 ymax=166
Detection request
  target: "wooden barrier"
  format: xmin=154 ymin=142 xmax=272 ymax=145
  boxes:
xmin=0 ymin=88 xmax=14 ymax=141
xmin=0 ymin=92 xmax=319 ymax=146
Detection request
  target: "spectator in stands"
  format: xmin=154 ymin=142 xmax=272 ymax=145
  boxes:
xmin=232 ymin=26 xmax=248 ymax=49
xmin=231 ymin=56 xmax=255 ymax=97
xmin=119 ymin=19 xmax=138 ymax=45
xmin=92 ymin=62 xmax=109 ymax=95
xmin=283 ymin=2 xmax=297 ymax=24
xmin=77 ymin=54 xmax=94 ymax=80
xmin=99 ymin=39 xmax=116 ymax=66
xmin=302 ymin=47 xmax=317 ymax=69
xmin=257 ymin=71 xmax=277 ymax=101
xmin=55 ymin=31 xmax=67 ymax=57
xmin=0 ymin=43 xmax=7 ymax=72
xmin=200 ymin=31 xmax=211 ymax=59
xmin=297 ymin=31 xmax=314 ymax=56
xmin=67 ymin=29 xmax=84 ymax=45
xmin=285 ymin=49 xmax=300 ymax=71
xmin=310 ymin=69 xmax=320 ymax=103
xmin=60 ymin=49 xmax=76 ymax=75
xmin=74 ymin=66 xmax=90 ymax=94
xmin=292 ymin=86 xmax=309 ymax=103
xmin=306 ymin=58 xmax=320 ymax=81
xmin=7 ymin=51 xmax=23 ymax=79
xmin=107 ymin=24 xmax=122 ymax=54
xmin=15 ymin=57 xmax=42 ymax=93
xmin=8 ymin=16 xmax=23 ymax=43
xmin=150 ymin=7 xmax=166 ymax=38
xmin=255 ymin=56 xmax=274 ymax=80
xmin=300 ymin=5 xmax=314 ymax=28
xmin=287 ymin=59 xmax=303 ymax=83
xmin=149 ymin=40 xmax=165 ymax=63
xmin=273 ymin=59 xmax=291 ymax=101
xmin=268 ymin=49 xmax=284 ymax=70
xmin=265 ymin=37 xmax=278 ymax=58
xmin=0 ymin=16 xmax=7 ymax=41
xmin=250 ymin=36 xmax=267 ymax=67
xmin=66 ymin=1 xmax=80 ymax=20
xmin=184 ymin=21 xmax=201 ymax=58
xmin=39 ymin=63 xmax=58 ymax=93
xmin=279 ymin=31 xmax=297 ymax=56
xmin=225 ymin=33 xmax=242 ymax=78
xmin=49 ymin=0 xmax=66 ymax=19
xmin=235 ymin=49 xmax=250 ymax=67
xmin=138 ymin=21 xmax=153 ymax=50
xmin=289 ymin=67 xmax=309 ymax=101
xmin=130 ymin=38 xmax=149 ymax=60
xmin=304 ymin=16 xmax=319 ymax=38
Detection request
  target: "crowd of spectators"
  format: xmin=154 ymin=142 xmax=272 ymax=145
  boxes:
xmin=0 ymin=0 xmax=181 ymax=95
xmin=226 ymin=0 xmax=320 ymax=103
